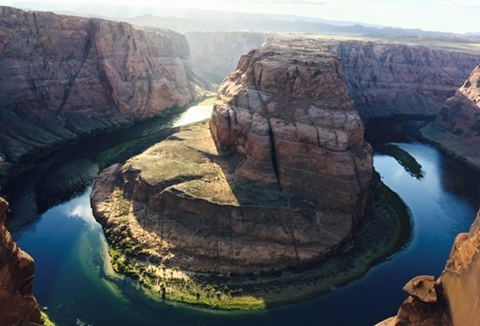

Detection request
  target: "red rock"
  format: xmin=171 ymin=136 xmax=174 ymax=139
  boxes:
xmin=0 ymin=6 xmax=210 ymax=163
xmin=0 ymin=198 xmax=41 ymax=326
xmin=436 ymin=66 xmax=480 ymax=137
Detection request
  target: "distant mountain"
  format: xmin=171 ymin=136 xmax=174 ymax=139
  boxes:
xmin=7 ymin=1 xmax=464 ymax=36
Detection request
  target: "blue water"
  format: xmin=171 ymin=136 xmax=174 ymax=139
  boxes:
xmin=7 ymin=116 xmax=480 ymax=326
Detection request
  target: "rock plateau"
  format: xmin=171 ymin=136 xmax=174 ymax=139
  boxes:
xmin=0 ymin=197 xmax=41 ymax=326
xmin=0 ymin=6 xmax=209 ymax=167
xmin=91 ymin=42 xmax=373 ymax=275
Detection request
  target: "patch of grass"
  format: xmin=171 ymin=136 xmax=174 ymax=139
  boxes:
xmin=40 ymin=312 xmax=55 ymax=326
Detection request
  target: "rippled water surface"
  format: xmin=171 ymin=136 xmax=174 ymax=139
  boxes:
xmin=6 ymin=115 xmax=480 ymax=326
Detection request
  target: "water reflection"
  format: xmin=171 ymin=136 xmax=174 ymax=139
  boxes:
xmin=6 ymin=116 xmax=480 ymax=325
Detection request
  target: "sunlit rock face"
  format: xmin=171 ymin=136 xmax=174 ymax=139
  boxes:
xmin=436 ymin=66 xmax=480 ymax=137
xmin=211 ymin=42 xmax=373 ymax=216
xmin=0 ymin=6 xmax=209 ymax=163
xmin=91 ymin=41 xmax=373 ymax=274
xmin=377 ymin=210 xmax=480 ymax=326
xmin=0 ymin=198 xmax=41 ymax=326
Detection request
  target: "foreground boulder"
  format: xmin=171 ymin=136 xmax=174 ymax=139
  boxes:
xmin=0 ymin=198 xmax=41 ymax=326
xmin=0 ymin=6 xmax=209 ymax=165
xmin=91 ymin=42 xmax=373 ymax=275
xmin=377 ymin=210 xmax=480 ymax=326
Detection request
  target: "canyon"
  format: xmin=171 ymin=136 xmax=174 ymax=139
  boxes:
xmin=1 ymin=5 xmax=480 ymax=324
xmin=186 ymin=32 xmax=480 ymax=120
xmin=92 ymin=40 xmax=373 ymax=275
xmin=377 ymin=65 xmax=480 ymax=326
xmin=0 ymin=6 xmax=209 ymax=179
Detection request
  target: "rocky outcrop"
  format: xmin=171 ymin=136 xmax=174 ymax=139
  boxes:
xmin=185 ymin=32 xmax=271 ymax=84
xmin=0 ymin=6 xmax=209 ymax=165
xmin=0 ymin=197 xmax=41 ymax=326
xmin=419 ymin=67 xmax=480 ymax=171
xmin=91 ymin=42 xmax=373 ymax=275
xmin=335 ymin=41 xmax=480 ymax=121
xmin=436 ymin=66 xmax=480 ymax=137
xmin=377 ymin=210 xmax=480 ymax=326
xmin=211 ymin=42 xmax=373 ymax=216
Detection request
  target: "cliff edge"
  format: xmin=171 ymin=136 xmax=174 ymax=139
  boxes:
xmin=0 ymin=197 xmax=41 ymax=326
xmin=377 ymin=210 xmax=480 ymax=326
xmin=420 ymin=66 xmax=480 ymax=170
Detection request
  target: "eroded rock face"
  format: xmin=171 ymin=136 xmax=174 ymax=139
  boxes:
xmin=0 ymin=6 xmax=209 ymax=163
xmin=211 ymin=43 xmax=373 ymax=216
xmin=0 ymin=198 xmax=41 ymax=326
xmin=436 ymin=66 xmax=480 ymax=137
xmin=377 ymin=210 xmax=480 ymax=326
xmin=336 ymin=41 xmax=480 ymax=121
xmin=91 ymin=42 xmax=373 ymax=274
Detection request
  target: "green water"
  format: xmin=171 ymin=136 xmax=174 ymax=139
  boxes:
xmin=6 ymin=115 xmax=480 ymax=325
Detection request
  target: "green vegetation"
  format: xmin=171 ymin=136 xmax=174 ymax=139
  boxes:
xmin=384 ymin=143 xmax=424 ymax=179
xmin=96 ymin=140 xmax=138 ymax=170
xmin=99 ymin=173 xmax=411 ymax=311
xmin=40 ymin=312 xmax=55 ymax=326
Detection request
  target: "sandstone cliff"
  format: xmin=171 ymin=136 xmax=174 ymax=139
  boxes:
xmin=185 ymin=32 xmax=271 ymax=84
xmin=436 ymin=66 xmax=480 ymax=137
xmin=377 ymin=210 xmax=480 ymax=326
xmin=419 ymin=66 xmax=480 ymax=170
xmin=91 ymin=41 xmax=373 ymax=275
xmin=0 ymin=197 xmax=41 ymax=326
xmin=334 ymin=41 xmax=480 ymax=120
xmin=0 ymin=6 xmax=209 ymax=166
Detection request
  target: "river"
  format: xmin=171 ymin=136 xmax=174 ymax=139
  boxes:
xmin=4 ymin=109 xmax=480 ymax=326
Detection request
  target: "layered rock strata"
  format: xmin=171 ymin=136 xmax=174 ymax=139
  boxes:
xmin=435 ymin=66 xmax=480 ymax=137
xmin=186 ymin=33 xmax=480 ymax=121
xmin=377 ymin=210 xmax=480 ymax=326
xmin=91 ymin=43 xmax=373 ymax=274
xmin=0 ymin=197 xmax=41 ymax=326
xmin=0 ymin=6 xmax=209 ymax=165
xmin=335 ymin=41 xmax=480 ymax=121
xmin=420 ymin=66 xmax=480 ymax=170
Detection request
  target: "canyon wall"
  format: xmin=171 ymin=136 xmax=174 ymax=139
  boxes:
xmin=0 ymin=197 xmax=41 ymax=326
xmin=185 ymin=32 xmax=271 ymax=84
xmin=336 ymin=41 xmax=480 ymax=120
xmin=186 ymin=32 xmax=480 ymax=121
xmin=419 ymin=66 xmax=480 ymax=170
xmin=435 ymin=66 xmax=480 ymax=137
xmin=0 ymin=6 xmax=209 ymax=165
xmin=91 ymin=41 xmax=373 ymax=274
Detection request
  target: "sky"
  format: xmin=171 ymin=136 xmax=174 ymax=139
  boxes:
xmin=2 ymin=0 xmax=480 ymax=33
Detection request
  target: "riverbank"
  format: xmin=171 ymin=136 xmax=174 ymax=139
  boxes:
xmin=393 ymin=120 xmax=480 ymax=172
xmin=97 ymin=171 xmax=411 ymax=311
